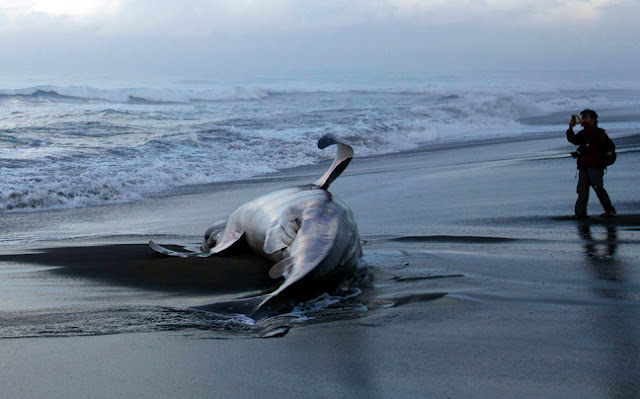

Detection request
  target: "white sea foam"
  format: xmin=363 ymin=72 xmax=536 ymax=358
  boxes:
xmin=1 ymin=75 xmax=639 ymax=212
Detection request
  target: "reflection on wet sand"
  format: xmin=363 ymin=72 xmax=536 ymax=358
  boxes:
xmin=577 ymin=222 xmax=639 ymax=398
xmin=578 ymin=223 xmax=622 ymax=296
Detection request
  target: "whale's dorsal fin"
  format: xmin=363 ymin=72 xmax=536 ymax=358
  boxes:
xmin=314 ymin=134 xmax=354 ymax=190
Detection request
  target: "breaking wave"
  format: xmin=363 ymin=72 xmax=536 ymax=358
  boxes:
xmin=0 ymin=85 xmax=272 ymax=104
xmin=2 ymin=78 xmax=639 ymax=212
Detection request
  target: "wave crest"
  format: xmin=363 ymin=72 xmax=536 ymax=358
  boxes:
xmin=2 ymin=80 xmax=639 ymax=213
xmin=0 ymin=85 xmax=272 ymax=104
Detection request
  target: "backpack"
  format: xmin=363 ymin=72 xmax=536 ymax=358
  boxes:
xmin=601 ymin=132 xmax=616 ymax=167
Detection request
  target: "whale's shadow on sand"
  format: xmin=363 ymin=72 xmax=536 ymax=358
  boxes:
xmin=0 ymin=240 xmax=454 ymax=319
xmin=0 ymin=242 xmax=277 ymax=295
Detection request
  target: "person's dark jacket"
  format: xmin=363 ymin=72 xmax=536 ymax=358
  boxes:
xmin=566 ymin=125 xmax=607 ymax=169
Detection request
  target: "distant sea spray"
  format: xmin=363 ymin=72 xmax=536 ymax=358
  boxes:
xmin=1 ymin=78 xmax=639 ymax=212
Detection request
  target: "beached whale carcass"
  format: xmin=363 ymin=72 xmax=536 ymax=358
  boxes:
xmin=149 ymin=134 xmax=364 ymax=315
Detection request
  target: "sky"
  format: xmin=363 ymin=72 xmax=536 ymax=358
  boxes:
xmin=0 ymin=0 xmax=638 ymax=81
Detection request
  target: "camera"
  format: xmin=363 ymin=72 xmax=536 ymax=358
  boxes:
xmin=571 ymin=144 xmax=590 ymax=158
xmin=572 ymin=114 xmax=582 ymax=124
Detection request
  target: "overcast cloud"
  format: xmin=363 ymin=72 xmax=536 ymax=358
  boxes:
xmin=0 ymin=0 xmax=638 ymax=79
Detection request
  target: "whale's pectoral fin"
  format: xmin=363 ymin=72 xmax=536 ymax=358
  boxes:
xmin=260 ymin=205 xmax=342 ymax=308
xmin=149 ymin=240 xmax=210 ymax=258
xmin=263 ymin=217 xmax=299 ymax=255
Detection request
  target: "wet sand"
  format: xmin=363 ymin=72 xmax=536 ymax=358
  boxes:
xmin=1 ymin=131 xmax=639 ymax=398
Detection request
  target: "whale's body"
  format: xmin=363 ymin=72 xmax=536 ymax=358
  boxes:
xmin=150 ymin=134 xmax=363 ymax=315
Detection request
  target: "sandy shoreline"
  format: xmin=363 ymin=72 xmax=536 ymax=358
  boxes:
xmin=1 ymin=131 xmax=639 ymax=398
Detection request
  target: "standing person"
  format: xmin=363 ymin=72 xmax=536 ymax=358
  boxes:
xmin=566 ymin=109 xmax=616 ymax=219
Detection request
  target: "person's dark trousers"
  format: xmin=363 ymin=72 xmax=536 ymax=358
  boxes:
xmin=575 ymin=167 xmax=615 ymax=217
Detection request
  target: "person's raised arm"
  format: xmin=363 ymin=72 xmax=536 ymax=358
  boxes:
xmin=566 ymin=115 xmax=580 ymax=144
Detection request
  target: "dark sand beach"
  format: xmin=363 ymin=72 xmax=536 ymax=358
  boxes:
xmin=1 ymin=131 xmax=639 ymax=398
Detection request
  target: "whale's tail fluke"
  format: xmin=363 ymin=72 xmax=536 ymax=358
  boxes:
xmin=314 ymin=134 xmax=354 ymax=190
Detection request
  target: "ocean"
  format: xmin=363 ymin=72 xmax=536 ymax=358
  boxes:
xmin=1 ymin=72 xmax=639 ymax=397
xmin=2 ymin=71 xmax=640 ymax=213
